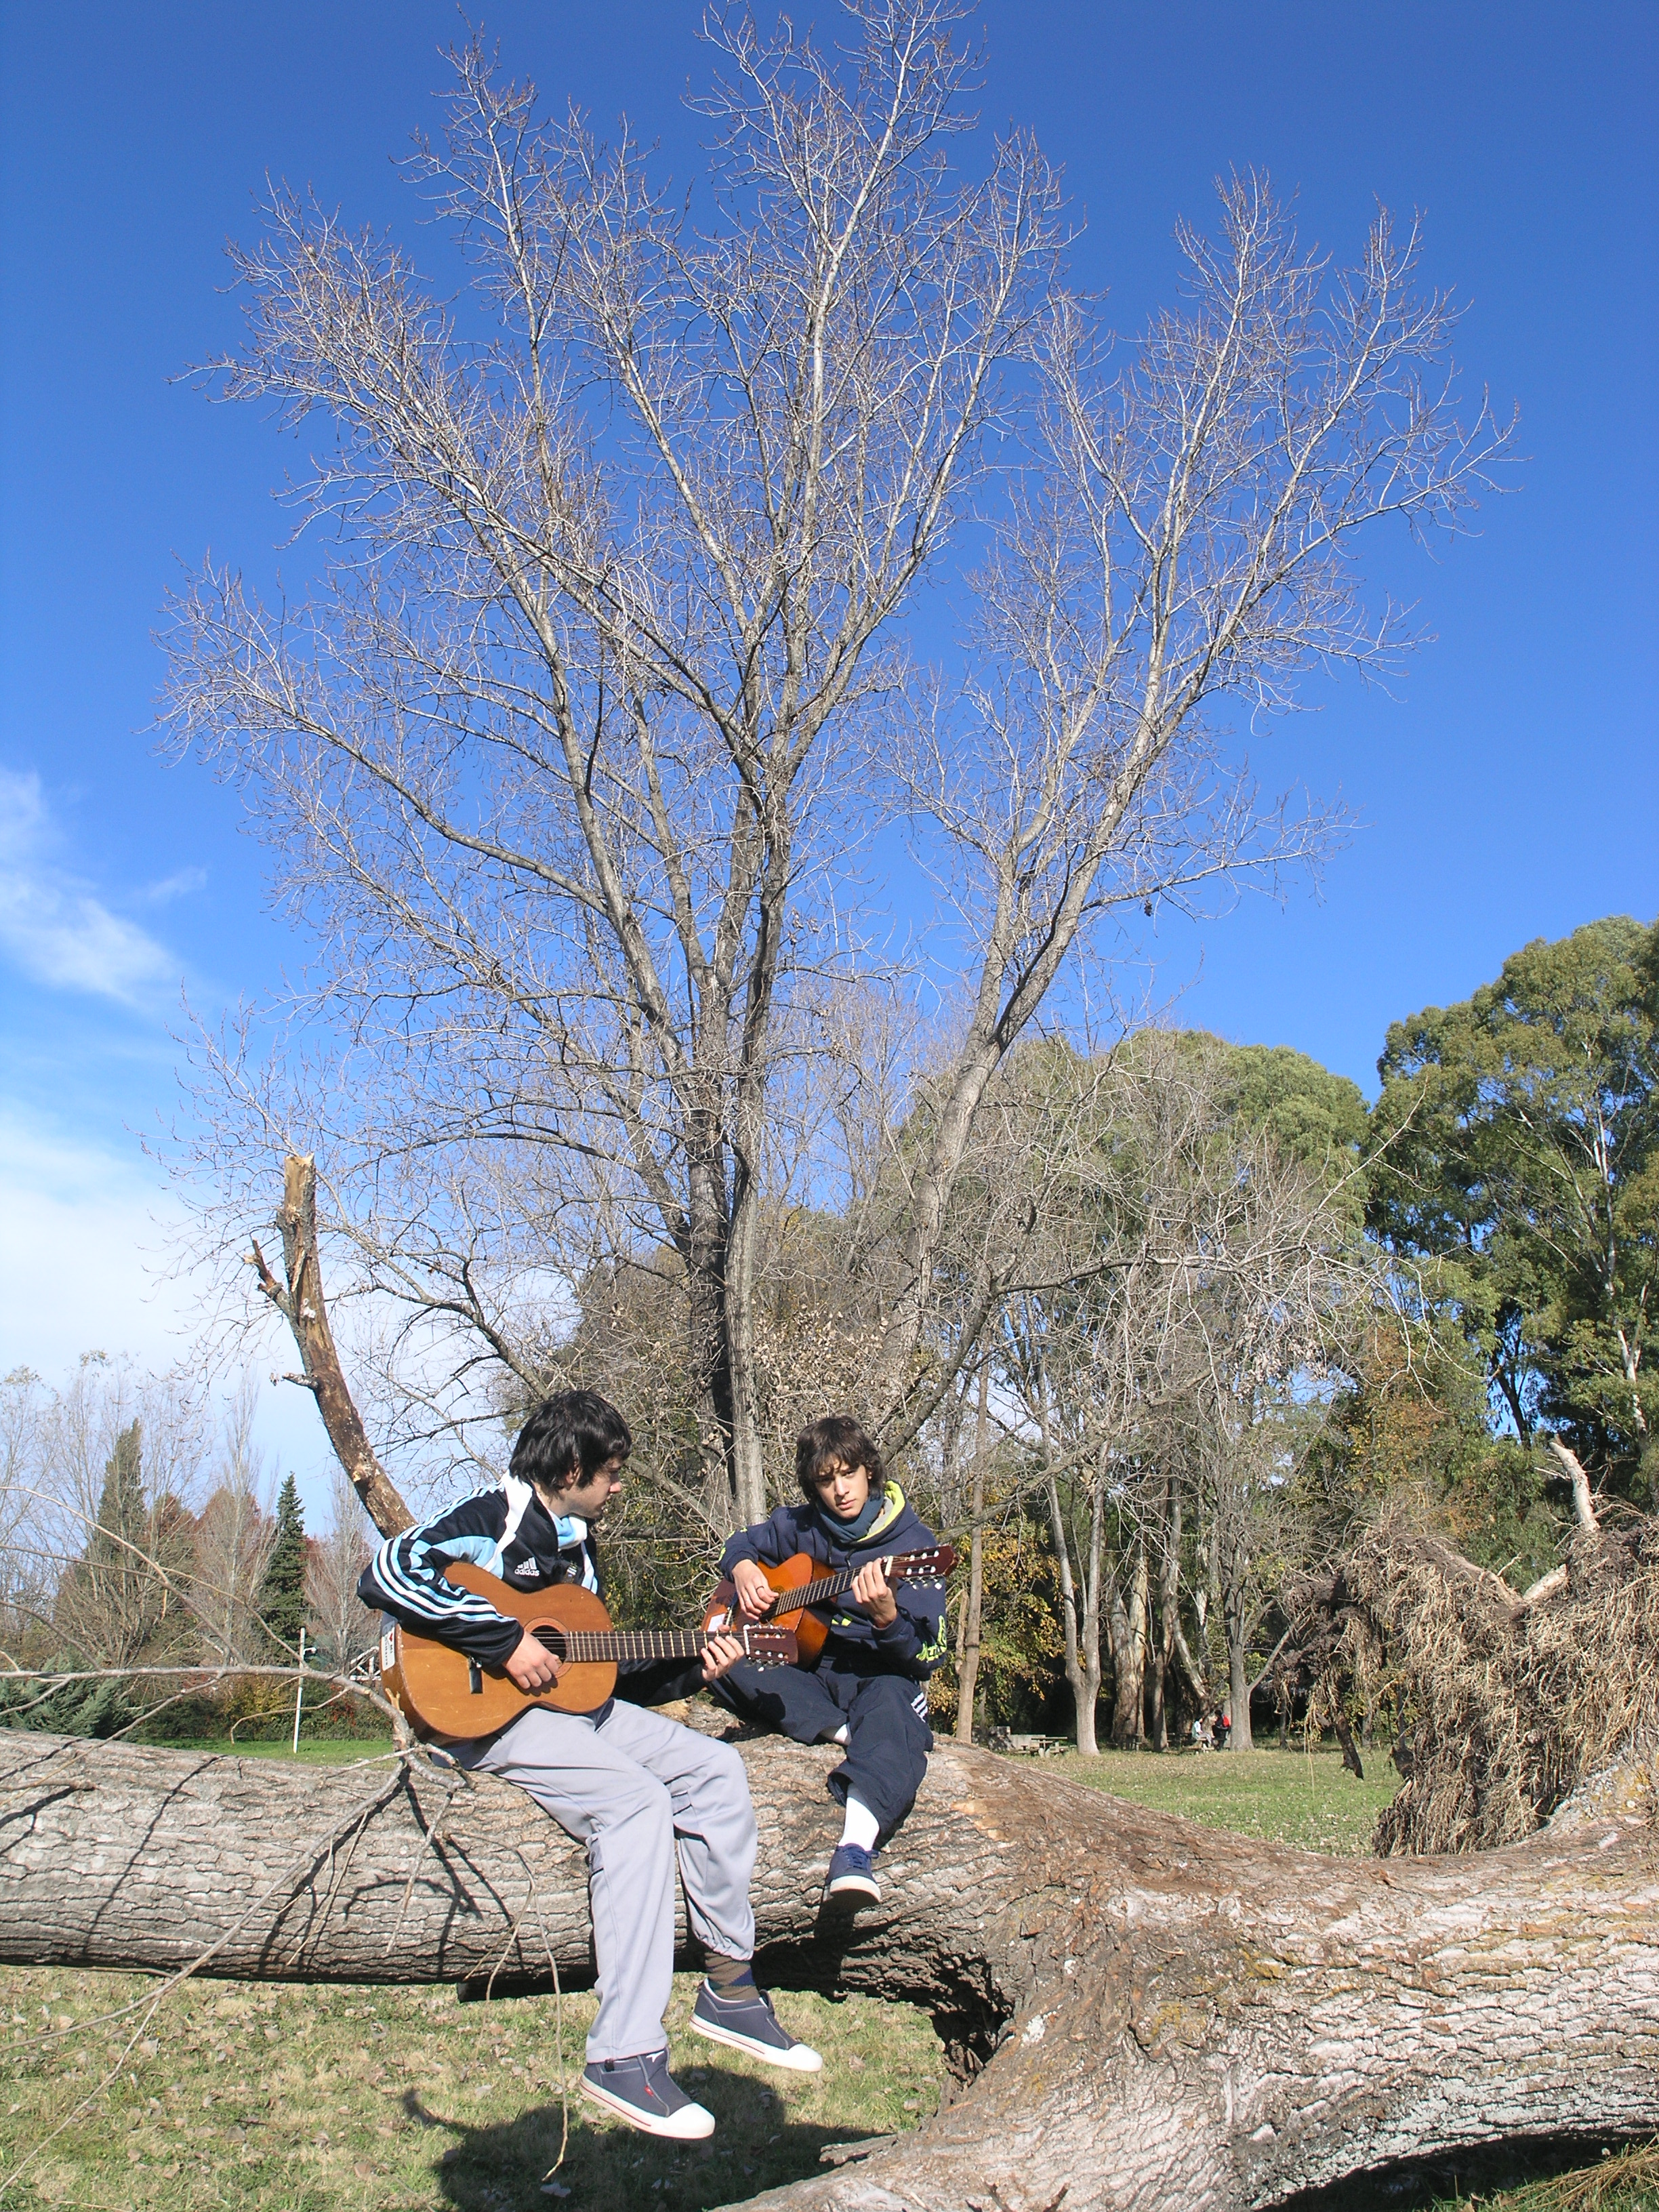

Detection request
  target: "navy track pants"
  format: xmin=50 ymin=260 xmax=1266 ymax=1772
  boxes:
xmin=714 ymin=1653 xmax=932 ymax=1839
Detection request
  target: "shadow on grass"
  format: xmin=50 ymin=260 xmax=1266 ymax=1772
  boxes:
xmin=424 ymin=2083 xmax=886 ymax=2212
xmin=1275 ymin=2132 xmax=1656 ymax=2211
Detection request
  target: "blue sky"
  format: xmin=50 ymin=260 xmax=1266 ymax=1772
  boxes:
xmin=1 ymin=1 xmax=1654 ymax=1512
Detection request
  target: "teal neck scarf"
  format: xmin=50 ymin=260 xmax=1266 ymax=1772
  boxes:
xmin=813 ymin=1486 xmax=885 ymax=1547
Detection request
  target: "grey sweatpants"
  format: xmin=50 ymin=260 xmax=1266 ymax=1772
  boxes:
xmin=457 ymin=1700 xmax=756 ymax=2063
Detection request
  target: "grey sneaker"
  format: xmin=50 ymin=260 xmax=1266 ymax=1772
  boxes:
xmin=579 ymin=2049 xmax=715 ymax=2139
xmin=690 ymin=1980 xmax=823 ymax=2073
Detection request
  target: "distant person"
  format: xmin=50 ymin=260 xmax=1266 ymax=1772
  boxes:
xmin=1217 ymin=1707 xmax=1231 ymax=1750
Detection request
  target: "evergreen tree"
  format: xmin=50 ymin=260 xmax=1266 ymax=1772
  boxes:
xmin=1368 ymin=916 xmax=1659 ymax=1502
xmin=69 ymin=1420 xmax=167 ymax=1666
xmin=260 ymin=1473 xmax=308 ymax=1656
xmin=89 ymin=1420 xmax=144 ymax=1575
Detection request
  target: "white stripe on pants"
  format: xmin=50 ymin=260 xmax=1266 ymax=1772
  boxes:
xmin=457 ymin=1700 xmax=757 ymax=2062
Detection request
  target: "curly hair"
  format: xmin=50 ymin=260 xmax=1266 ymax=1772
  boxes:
xmin=794 ymin=1414 xmax=884 ymax=1500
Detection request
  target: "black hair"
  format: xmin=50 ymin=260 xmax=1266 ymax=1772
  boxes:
xmin=795 ymin=1413 xmax=884 ymax=1501
xmin=510 ymin=1389 xmax=632 ymax=1495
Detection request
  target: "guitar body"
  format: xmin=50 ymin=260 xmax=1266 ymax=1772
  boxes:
xmin=705 ymin=1553 xmax=832 ymax=1664
xmin=381 ymin=1562 xmax=799 ymax=1741
xmin=383 ymin=1563 xmax=619 ymax=1740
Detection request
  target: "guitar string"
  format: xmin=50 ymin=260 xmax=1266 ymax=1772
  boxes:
xmin=520 ymin=1553 xmax=946 ymax=1648
xmin=770 ymin=1551 xmax=946 ymax=1616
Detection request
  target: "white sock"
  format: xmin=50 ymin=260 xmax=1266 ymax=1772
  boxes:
xmin=838 ymin=1795 xmax=879 ymax=1853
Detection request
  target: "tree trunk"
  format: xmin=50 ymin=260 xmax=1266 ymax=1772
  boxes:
xmin=1227 ymin=1632 xmax=1254 ymax=1753
xmin=1044 ymin=1468 xmax=1092 ymax=1755
xmin=1107 ymin=1541 xmax=1149 ymax=1748
xmin=954 ymin=1368 xmax=990 ymax=1744
xmin=249 ymin=1155 xmax=413 ymax=1538
xmin=686 ymin=1131 xmax=743 ymax=1534
xmin=1078 ymin=1456 xmax=1105 ymax=1756
xmin=1148 ymin=1478 xmax=1182 ymax=1753
xmin=5 ymin=1725 xmax=1656 ymax=2211
xmin=1220 ymin=1510 xmax=1256 ymax=1753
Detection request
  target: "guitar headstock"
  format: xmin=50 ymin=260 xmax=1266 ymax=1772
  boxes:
xmin=740 ymin=1624 xmax=798 ymax=1666
xmin=893 ymin=1544 xmax=958 ymax=1585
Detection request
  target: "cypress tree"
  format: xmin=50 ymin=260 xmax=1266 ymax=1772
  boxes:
xmin=261 ymin=1473 xmax=309 ymax=1656
xmin=89 ymin=1420 xmax=144 ymax=1574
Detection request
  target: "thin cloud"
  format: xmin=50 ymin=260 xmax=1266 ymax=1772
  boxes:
xmin=0 ymin=768 xmax=178 ymax=1004
xmin=138 ymin=865 xmax=209 ymax=906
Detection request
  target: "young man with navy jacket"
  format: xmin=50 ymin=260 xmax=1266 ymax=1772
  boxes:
xmin=715 ymin=1414 xmax=948 ymax=1904
xmin=359 ymin=1389 xmax=820 ymax=2140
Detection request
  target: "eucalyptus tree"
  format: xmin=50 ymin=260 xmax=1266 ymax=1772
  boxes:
xmin=1368 ymin=915 xmax=1659 ymax=1501
xmin=166 ymin=1 xmax=1509 ymax=1530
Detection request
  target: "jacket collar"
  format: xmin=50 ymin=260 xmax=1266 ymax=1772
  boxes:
xmin=819 ymin=1479 xmax=907 ymax=1549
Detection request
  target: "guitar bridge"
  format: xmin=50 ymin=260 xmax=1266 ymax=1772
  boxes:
xmin=468 ymin=1660 xmax=483 ymax=1694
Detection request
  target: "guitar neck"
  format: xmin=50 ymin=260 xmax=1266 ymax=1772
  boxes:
xmin=550 ymin=1628 xmax=756 ymax=1662
xmin=792 ymin=1565 xmax=859 ymax=1613
xmin=790 ymin=1555 xmax=931 ymax=1614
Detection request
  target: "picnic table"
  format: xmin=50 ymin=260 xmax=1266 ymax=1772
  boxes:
xmin=987 ymin=1728 xmax=1069 ymax=1758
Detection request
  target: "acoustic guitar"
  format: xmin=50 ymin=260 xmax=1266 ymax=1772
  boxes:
xmin=701 ymin=1544 xmax=956 ymax=1667
xmin=381 ymin=1560 xmax=798 ymax=1739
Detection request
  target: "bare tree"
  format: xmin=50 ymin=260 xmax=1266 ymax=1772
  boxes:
xmin=985 ymin=1032 xmax=1381 ymax=1753
xmin=188 ymin=1381 xmax=276 ymax=1667
xmin=165 ymin=5 xmax=1061 ymax=1532
xmin=870 ymin=178 xmax=1509 ymax=1421
xmin=304 ymin=1462 xmax=377 ymax=1675
xmin=6 ymin=1359 xmax=207 ymax=1675
xmin=163 ymin=4 xmax=1509 ymax=1534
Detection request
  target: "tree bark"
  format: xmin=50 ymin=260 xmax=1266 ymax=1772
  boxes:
xmin=4 ymin=1723 xmax=1656 ymax=2211
xmin=1547 ymin=1434 xmax=1600 ymax=1532
xmin=1148 ymin=1477 xmax=1182 ymax=1753
xmin=1221 ymin=1512 xmax=1256 ymax=1754
xmin=954 ymin=1368 xmax=990 ymax=1744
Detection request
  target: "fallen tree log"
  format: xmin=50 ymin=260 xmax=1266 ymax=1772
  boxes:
xmin=4 ymin=1723 xmax=1656 ymax=2211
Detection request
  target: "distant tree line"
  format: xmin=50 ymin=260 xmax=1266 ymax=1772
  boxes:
xmin=0 ymin=1366 xmax=380 ymax=1741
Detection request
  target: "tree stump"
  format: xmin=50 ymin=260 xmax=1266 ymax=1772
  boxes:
xmin=3 ymin=1723 xmax=1656 ymax=2210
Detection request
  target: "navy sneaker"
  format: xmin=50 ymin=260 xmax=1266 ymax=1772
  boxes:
xmin=579 ymin=2049 xmax=715 ymax=2139
xmin=823 ymin=1843 xmax=881 ymax=1903
xmin=690 ymin=1981 xmax=823 ymax=2072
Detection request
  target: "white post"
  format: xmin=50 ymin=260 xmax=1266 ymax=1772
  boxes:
xmin=291 ymin=1626 xmax=306 ymax=1755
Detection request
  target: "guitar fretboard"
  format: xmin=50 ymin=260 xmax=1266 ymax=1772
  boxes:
xmin=783 ymin=1551 xmax=942 ymax=1617
xmin=543 ymin=1629 xmax=763 ymax=1661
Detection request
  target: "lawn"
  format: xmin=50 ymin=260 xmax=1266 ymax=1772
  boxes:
xmin=2 ymin=1736 xmax=1651 ymax=2212
xmin=1 ymin=1964 xmax=939 ymax=2212
xmin=136 ymin=1736 xmax=398 ymax=1767
xmin=1038 ymin=1739 xmax=1401 ymax=1855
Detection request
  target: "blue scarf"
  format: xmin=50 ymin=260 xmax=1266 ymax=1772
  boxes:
xmin=812 ymin=1486 xmax=886 ymax=1548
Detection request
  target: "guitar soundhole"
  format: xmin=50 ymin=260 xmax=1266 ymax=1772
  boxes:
xmin=527 ymin=1622 xmax=567 ymax=1662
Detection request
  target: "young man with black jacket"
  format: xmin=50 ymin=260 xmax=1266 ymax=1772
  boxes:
xmin=359 ymin=1389 xmax=820 ymax=2141
xmin=714 ymin=1414 xmax=948 ymax=1905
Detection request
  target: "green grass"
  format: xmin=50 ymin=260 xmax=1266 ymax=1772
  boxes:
xmin=1424 ymin=2146 xmax=1659 ymax=2211
xmin=1 ymin=1965 xmax=939 ymax=2212
xmin=134 ymin=1736 xmax=398 ymax=1767
xmin=2 ymin=1736 xmax=1647 ymax=2211
xmin=1036 ymin=1740 xmax=1401 ymax=1855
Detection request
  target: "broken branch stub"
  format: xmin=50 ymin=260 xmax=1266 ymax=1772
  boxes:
xmin=248 ymin=1153 xmax=413 ymax=1538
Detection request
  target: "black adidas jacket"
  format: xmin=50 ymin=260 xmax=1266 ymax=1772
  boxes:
xmin=357 ymin=1477 xmax=706 ymax=1707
